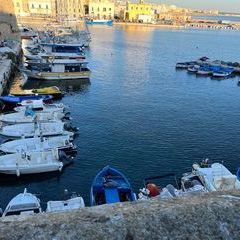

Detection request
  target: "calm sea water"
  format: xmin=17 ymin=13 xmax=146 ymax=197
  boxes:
xmin=193 ymin=15 xmax=240 ymax=22
xmin=1 ymin=25 xmax=240 ymax=208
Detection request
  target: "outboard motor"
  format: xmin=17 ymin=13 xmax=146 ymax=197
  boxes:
xmin=64 ymin=123 xmax=79 ymax=133
xmin=59 ymin=150 xmax=74 ymax=167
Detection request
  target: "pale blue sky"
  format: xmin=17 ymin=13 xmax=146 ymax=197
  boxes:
xmin=158 ymin=0 xmax=240 ymax=12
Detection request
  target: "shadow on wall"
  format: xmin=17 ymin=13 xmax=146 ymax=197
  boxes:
xmin=0 ymin=0 xmax=19 ymax=41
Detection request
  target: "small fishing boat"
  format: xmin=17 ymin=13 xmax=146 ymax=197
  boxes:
xmin=2 ymin=188 xmax=42 ymax=217
xmin=0 ymin=149 xmax=68 ymax=176
xmin=187 ymin=65 xmax=200 ymax=73
xmin=90 ymin=166 xmax=136 ymax=206
xmin=0 ymin=95 xmax=53 ymax=105
xmin=10 ymin=86 xmax=62 ymax=99
xmin=0 ymin=135 xmax=75 ymax=154
xmin=176 ymin=63 xmax=189 ymax=69
xmin=212 ymin=71 xmax=232 ymax=78
xmin=14 ymin=99 xmax=66 ymax=114
xmin=0 ymin=110 xmax=65 ymax=124
xmin=192 ymin=162 xmax=240 ymax=192
xmin=196 ymin=67 xmax=213 ymax=76
xmin=0 ymin=121 xmax=74 ymax=138
xmin=24 ymin=59 xmax=91 ymax=81
xmin=46 ymin=191 xmax=85 ymax=213
xmin=86 ymin=19 xmax=113 ymax=25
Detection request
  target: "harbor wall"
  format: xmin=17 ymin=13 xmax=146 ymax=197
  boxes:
xmin=0 ymin=191 xmax=239 ymax=240
xmin=0 ymin=0 xmax=20 ymax=95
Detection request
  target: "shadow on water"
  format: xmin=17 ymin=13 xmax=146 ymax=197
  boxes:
xmin=0 ymin=171 xmax=64 ymax=187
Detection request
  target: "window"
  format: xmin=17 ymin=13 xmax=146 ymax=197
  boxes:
xmin=131 ymin=7 xmax=133 ymax=10
xmin=103 ymin=8 xmax=106 ymax=12
xmin=16 ymin=2 xmax=20 ymax=7
xmin=92 ymin=7 xmax=94 ymax=11
xmin=109 ymin=8 xmax=111 ymax=11
xmin=39 ymin=4 xmax=41 ymax=9
xmin=97 ymin=7 xmax=100 ymax=12
xmin=136 ymin=7 xmax=138 ymax=10
xmin=46 ymin=5 xmax=48 ymax=9
xmin=32 ymin=4 xmax=34 ymax=8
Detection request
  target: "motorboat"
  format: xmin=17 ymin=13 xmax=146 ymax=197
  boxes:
xmin=212 ymin=71 xmax=232 ymax=78
xmin=10 ymin=86 xmax=63 ymax=99
xmin=138 ymin=173 xmax=206 ymax=201
xmin=46 ymin=191 xmax=85 ymax=213
xmin=0 ymin=149 xmax=67 ymax=176
xmin=90 ymin=166 xmax=136 ymax=206
xmin=0 ymin=110 xmax=65 ymax=124
xmin=0 ymin=95 xmax=53 ymax=105
xmin=196 ymin=67 xmax=213 ymax=76
xmin=192 ymin=162 xmax=240 ymax=192
xmin=24 ymin=59 xmax=91 ymax=80
xmin=187 ymin=65 xmax=200 ymax=73
xmin=86 ymin=20 xmax=113 ymax=25
xmin=0 ymin=121 xmax=75 ymax=138
xmin=0 ymin=135 xmax=75 ymax=154
xmin=14 ymin=99 xmax=66 ymax=114
xmin=2 ymin=188 xmax=42 ymax=217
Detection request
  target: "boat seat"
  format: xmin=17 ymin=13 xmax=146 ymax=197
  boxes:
xmin=104 ymin=188 xmax=120 ymax=204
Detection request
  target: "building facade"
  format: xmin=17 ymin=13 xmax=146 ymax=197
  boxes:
xmin=89 ymin=0 xmax=115 ymax=20
xmin=125 ymin=0 xmax=152 ymax=23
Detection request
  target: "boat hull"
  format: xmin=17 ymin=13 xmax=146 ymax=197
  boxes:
xmin=86 ymin=20 xmax=113 ymax=25
xmin=27 ymin=71 xmax=91 ymax=80
xmin=0 ymin=164 xmax=63 ymax=175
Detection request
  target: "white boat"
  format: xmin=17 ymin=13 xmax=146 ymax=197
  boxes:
xmin=192 ymin=162 xmax=240 ymax=192
xmin=2 ymin=188 xmax=42 ymax=217
xmin=0 ymin=149 xmax=64 ymax=176
xmin=187 ymin=65 xmax=200 ymax=73
xmin=0 ymin=135 xmax=75 ymax=154
xmin=14 ymin=99 xmax=66 ymax=114
xmin=196 ymin=69 xmax=212 ymax=76
xmin=46 ymin=195 xmax=85 ymax=213
xmin=212 ymin=71 xmax=232 ymax=78
xmin=0 ymin=110 xmax=65 ymax=124
xmin=0 ymin=121 xmax=74 ymax=138
xmin=24 ymin=59 xmax=91 ymax=80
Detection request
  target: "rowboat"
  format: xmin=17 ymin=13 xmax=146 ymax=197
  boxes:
xmin=2 ymin=188 xmax=42 ymax=217
xmin=90 ymin=166 xmax=136 ymax=206
xmin=0 ymin=95 xmax=53 ymax=105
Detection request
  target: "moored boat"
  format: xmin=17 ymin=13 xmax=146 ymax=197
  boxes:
xmin=2 ymin=188 xmax=42 ymax=217
xmin=0 ymin=121 xmax=74 ymax=138
xmin=0 ymin=110 xmax=65 ymax=124
xmin=0 ymin=149 xmax=66 ymax=176
xmin=187 ymin=65 xmax=200 ymax=73
xmin=14 ymin=99 xmax=66 ymax=114
xmin=0 ymin=135 xmax=75 ymax=154
xmin=86 ymin=19 xmax=113 ymax=25
xmin=46 ymin=191 xmax=85 ymax=213
xmin=24 ymin=59 xmax=91 ymax=81
xmin=191 ymin=162 xmax=240 ymax=192
xmin=10 ymin=86 xmax=63 ymax=99
xmin=90 ymin=166 xmax=136 ymax=206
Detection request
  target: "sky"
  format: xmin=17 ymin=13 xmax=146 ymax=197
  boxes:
xmin=159 ymin=0 xmax=240 ymax=13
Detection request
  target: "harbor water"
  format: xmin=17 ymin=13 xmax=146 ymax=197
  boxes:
xmin=1 ymin=25 xmax=240 ymax=207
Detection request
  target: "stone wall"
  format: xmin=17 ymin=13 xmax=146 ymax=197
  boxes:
xmin=0 ymin=191 xmax=239 ymax=240
xmin=0 ymin=0 xmax=19 ymax=40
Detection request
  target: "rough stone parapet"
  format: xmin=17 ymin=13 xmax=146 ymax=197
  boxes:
xmin=0 ymin=191 xmax=239 ymax=240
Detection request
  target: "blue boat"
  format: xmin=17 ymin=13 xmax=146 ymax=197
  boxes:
xmin=86 ymin=20 xmax=113 ymax=25
xmin=237 ymin=168 xmax=240 ymax=181
xmin=0 ymin=95 xmax=53 ymax=111
xmin=90 ymin=166 xmax=136 ymax=206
